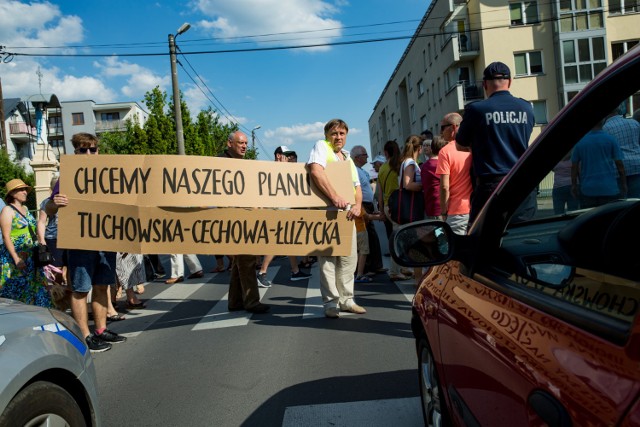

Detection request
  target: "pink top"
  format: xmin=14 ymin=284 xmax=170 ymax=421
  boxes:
xmin=420 ymin=158 xmax=441 ymax=216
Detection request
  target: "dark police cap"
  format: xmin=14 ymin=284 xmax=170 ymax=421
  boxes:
xmin=483 ymin=62 xmax=511 ymax=80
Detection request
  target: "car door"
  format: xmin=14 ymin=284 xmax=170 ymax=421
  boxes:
xmin=435 ymin=45 xmax=640 ymax=426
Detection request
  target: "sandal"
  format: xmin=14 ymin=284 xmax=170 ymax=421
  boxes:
xmin=107 ymin=314 xmax=126 ymax=322
xmin=389 ymin=273 xmax=410 ymax=281
xmin=134 ymin=284 xmax=145 ymax=295
xmin=355 ymin=275 xmax=373 ymax=283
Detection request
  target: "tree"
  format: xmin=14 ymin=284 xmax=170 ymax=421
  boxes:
xmin=0 ymin=150 xmax=36 ymax=210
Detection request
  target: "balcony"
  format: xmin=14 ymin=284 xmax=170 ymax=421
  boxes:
xmin=9 ymin=123 xmax=37 ymax=141
xmin=441 ymin=31 xmax=480 ymax=66
xmin=49 ymin=124 xmax=64 ymax=137
xmin=95 ymin=119 xmax=126 ymax=133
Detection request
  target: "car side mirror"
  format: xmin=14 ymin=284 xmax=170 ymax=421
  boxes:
xmin=390 ymin=220 xmax=454 ymax=267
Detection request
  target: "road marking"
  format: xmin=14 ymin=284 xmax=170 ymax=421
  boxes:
xmin=114 ymin=282 xmax=206 ymax=337
xmin=282 ymin=397 xmax=423 ymax=427
xmin=192 ymin=287 xmax=268 ymax=330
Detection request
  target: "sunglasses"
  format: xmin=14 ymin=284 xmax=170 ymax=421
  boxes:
xmin=440 ymin=123 xmax=453 ymax=132
xmin=76 ymin=147 xmax=98 ymax=153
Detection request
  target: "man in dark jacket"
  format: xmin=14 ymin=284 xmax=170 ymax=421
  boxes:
xmin=219 ymin=131 xmax=270 ymax=314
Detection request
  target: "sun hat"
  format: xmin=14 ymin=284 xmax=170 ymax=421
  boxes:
xmin=5 ymin=179 xmax=32 ymax=194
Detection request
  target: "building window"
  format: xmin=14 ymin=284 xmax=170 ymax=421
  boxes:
xmin=410 ymin=105 xmax=416 ymax=123
xmin=509 ymin=1 xmax=539 ymax=25
xmin=562 ymin=37 xmax=606 ymax=84
xmin=422 ymin=49 xmax=427 ymax=70
xmin=612 ymin=40 xmax=639 ymax=61
xmin=559 ymin=0 xmax=603 ymax=32
xmin=514 ymin=51 xmax=543 ymax=76
xmin=420 ymin=115 xmax=428 ymax=132
xmin=100 ymin=112 xmax=120 ymax=121
xmin=391 ymin=113 xmax=395 ymax=126
xmin=531 ymin=101 xmax=548 ymax=124
xmin=72 ymin=113 xmax=84 ymax=126
xmin=609 ymin=0 xmax=640 ymax=14
xmin=395 ymin=91 xmax=399 ymax=107
xmin=418 ymin=79 xmax=425 ymax=97
xmin=408 ymin=72 xmax=413 ymax=92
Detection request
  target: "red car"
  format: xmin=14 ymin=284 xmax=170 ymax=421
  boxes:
xmin=391 ymin=45 xmax=640 ymax=426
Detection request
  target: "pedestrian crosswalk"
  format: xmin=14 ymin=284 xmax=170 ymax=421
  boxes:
xmin=107 ymin=255 xmax=416 ymax=337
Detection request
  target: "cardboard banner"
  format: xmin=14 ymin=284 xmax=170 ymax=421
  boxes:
xmin=57 ymin=201 xmax=354 ymax=256
xmin=58 ymin=155 xmax=355 ymax=208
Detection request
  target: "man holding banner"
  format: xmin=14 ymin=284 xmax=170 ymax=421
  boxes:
xmin=308 ymin=119 xmax=366 ymax=318
xmin=219 ymin=131 xmax=270 ymax=314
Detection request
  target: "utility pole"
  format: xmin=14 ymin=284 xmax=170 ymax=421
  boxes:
xmin=169 ymin=23 xmax=191 ymax=155
xmin=0 ymin=78 xmax=6 ymax=153
xmin=251 ymin=125 xmax=261 ymax=151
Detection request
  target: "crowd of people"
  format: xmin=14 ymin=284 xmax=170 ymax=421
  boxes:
xmin=2 ymin=61 xmax=638 ymax=350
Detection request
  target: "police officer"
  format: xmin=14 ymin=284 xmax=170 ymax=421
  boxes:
xmin=456 ymin=61 xmax=536 ymax=225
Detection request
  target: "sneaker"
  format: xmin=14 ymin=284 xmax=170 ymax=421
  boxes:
xmin=340 ymin=303 xmax=367 ymax=314
xmin=256 ymin=272 xmax=272 ymax=288
xmin=96 ymin=329 xmax=127 ymax=344
xmin=246 ymin=303 xmax=270 ymax=313
xmin=290 ymin=270 xmax=312 ymax=281
xmin=86 ymin=334 xmax=112 ymax=353
xmin=324 ymin=307 xmax=340 ymax=318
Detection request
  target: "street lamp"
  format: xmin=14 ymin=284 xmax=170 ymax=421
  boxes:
xmin=251 ymin=125 xmax=261 ymax=151
xmin=169 ymin=22 xmax=191 ymax=155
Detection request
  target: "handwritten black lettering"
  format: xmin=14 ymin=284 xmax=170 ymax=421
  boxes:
xmin=73 ymin=167 xmax=151 ymax=195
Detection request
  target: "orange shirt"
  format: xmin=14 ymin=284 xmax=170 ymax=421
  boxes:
xmin=435 ymin=141 xmax=473 ymax=215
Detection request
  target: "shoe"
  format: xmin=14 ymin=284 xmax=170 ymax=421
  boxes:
xmin=134 ymin=284 xmax=145 ymax=295
xmin=95 ymin=329 xmax=127 ymax=344
xmin=383 ymin=253 xmax=391 ymax=257
xmin=228 ymin=305 xmax=244 ymax=312
xmin=401 ymin=268 xmax=414 ymax=277
xmin=86 ymin=334 xmax=111 ymax=353
xmin=154 ymin=272 xmax=166 ymax=279
xmin=290 ymin=270 xmax=312 ymax=281
xmin=210 ymin=266 xmax=226 ymax=273
xmin=355 ymin=275 xmax=373 ymax=283
xmin=246 ymin=303 xmax=270 ymax=313
xmin=298 ymin=261 xmax=314 ymax=269
xmin=389 ymin=273 xmax=410 ymax=281
xmin=324 ymin=307 xmax=340 ymax=318
xmin=165 ymin=276 xmax=184 ymax=284
xmin=376 ymin=267 xmax=389 ymax=273
xmin=107 ymin=314 xmax=126 ymax=322
xmin=126 ymin=301 xmax=146 ymax=309
xmin=364 ymin=271 xmax=376 ymax=277
xmin=256 ymin=272 xmax=272 ymax=288
xmin=187 ymin=270 xmax=204 ymax=279
xmin=340 ymin=303 xmax=367 ymax=314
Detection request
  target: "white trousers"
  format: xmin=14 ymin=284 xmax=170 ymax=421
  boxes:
xmin=169 ymin=254 xmax=202 ymax=278
xmin=319 ymin=224 xmax=357 ymax=308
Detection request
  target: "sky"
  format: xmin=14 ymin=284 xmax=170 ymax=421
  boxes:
xmin=0 ymin=0 xmax=428 ymax=165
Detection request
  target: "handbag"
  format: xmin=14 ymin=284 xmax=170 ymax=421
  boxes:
xmin=388 ymin=161 xmax=424 ymax=225
xmin=9 ymin=205 xmax=53 ymax=267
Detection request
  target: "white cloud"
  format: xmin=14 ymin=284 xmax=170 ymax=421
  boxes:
xmin=194 ymin=0 xmax=344 ymax=51
xmin=95 ymin=56 xmax=169 ymax=100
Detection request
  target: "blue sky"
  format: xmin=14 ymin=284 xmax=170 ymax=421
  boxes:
xmin=0 ymin=0 xmax=427 ymax=163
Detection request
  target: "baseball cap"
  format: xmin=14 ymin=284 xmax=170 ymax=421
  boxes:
xmin=483 ymin=61 xmax=511 ymax=80
xmin=274 ymin=145 xmax=294 ymax=155
xmin=370 ymin=155 xmax=386 ymax=165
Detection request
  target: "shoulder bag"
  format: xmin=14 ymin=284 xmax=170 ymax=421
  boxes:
xmin=388 ymin=161 xmax=425 ymax=225
xmin=9 ymin=205 xmax=53 ymax=267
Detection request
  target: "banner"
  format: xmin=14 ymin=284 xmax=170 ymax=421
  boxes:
xmin=57 ymin=155 xmax=356 ymax=255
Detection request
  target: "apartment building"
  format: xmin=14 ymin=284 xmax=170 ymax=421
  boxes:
xmin=368 ymin=0 xmax=640 ymax=157
xmin=2 ymin=98 xmax=148 ymax=170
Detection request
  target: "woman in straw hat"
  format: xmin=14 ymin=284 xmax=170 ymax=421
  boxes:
xmin=0 ymin=178 xmax=51 ymax=307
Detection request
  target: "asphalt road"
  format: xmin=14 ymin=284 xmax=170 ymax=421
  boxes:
xmin=92 ymin=222 xmax=424 ymax=427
